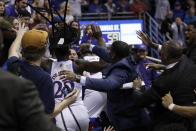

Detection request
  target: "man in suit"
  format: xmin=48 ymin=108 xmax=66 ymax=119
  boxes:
xmin=134 ymin=40 xmax=196 ymax=131
xmin=0 ymin=69 xmax=60 ymax=131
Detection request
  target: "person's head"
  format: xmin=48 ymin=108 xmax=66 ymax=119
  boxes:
xmin=18 ymin=10 xmax=31 ymax=26
xmin=137 ymin=45 xmax=148 ymax=61
xmin=167 ymin=11 xmax=173 ymax=19
xmin=12 ymin=18 xmax=19 ymax=30
xmin=93 ymin=0 xmax=99 ymax=5
xmin=60 ymin=2 xmax=71 ymax=15
xmin=44 ymin=0 xmax=49 ymax=8
xmin=32 ymin=0 xmax=42 ymax=7
xmin=21 ymin=29 xmax=48 ymax=62
xmin=107 ymin=0 xmax=113 ymax=4
xmin=68 ymin=48 xmax=78 ymax=60
xmin=189 ymin=7 xmax=195 ymax=17
xmin=185 ymin=21 xmax=196 ymax=46
xmin=109 ymin=40 xmax=130 ymax=63
xmin=34 ymin=10 xmax=48 ymax=22
xmin=78 ymin=45 xmax=92 ymax=58
xmin=160 ymin=40 xmax=183 ymax=65
xmin=84 ymin=24 xmax=92 ymax=35
xmin=175 ymin=17 xmax=182 ymax=26
xmin=0 ymin=0 xmax=5 ymax=16
xmin=174 ymin=1 xmax=181 ymax=10
xmin=188 ymin=0 xmax=195 ymax=8
xmin=70 ymin=20 xmax=79 ymax=30
xmin=15 ymin=0 xmax=28 ymax=11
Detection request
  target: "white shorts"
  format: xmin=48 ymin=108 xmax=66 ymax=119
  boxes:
xmin=56 ymin=104 xmax=89 ymax=131
xmin=84 ymin=89 xmax=107 ymax=118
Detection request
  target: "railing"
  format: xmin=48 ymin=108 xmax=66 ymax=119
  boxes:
xmin=146 ymin=56 xmax=161 ymax=63
xmin=78 ymin=12 xmax=142 ymax=20
xmin=142 ymin=12 xmax=171 ymax=59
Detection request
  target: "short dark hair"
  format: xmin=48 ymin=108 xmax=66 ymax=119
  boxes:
xmin=18 ymin=9 xmax=31 ymax=17
xmin=22 ymin=46 xmax=45 ymax=61
xmin=15 ymin=0 xmax=23 ymax=4
xmin=54 ymin=45 xmax=70 ymax=61
xmin=70 ymin=20 xmax=80 ymax=27
xmin=164 ymin=40 xmax=183 ymax=59
xmin=111 ymin=40 xmax=130 ymax=59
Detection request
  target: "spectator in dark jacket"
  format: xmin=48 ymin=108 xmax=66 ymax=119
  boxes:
xmin=134 ymin=40 xmax=196 ymax=131
xmin=161 ymin=11 xmax=173 ymax=37
xmin=103 ymin=0 xmax=116 ymax=14
xmin=172 ymin=1 xmax=185 ymax=21
xmin=88 ymin=0 xmax=102 ymax=13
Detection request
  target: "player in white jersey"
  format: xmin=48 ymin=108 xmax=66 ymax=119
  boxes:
xmin=82 ymin=56 xmax=107 ymax=118
xmin=77 ymin=47 xmax=107 ymax=130
xmin=51 ymin=59 xmax=89 ymax=131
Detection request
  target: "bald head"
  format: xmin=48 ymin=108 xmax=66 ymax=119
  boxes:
xmin=161 ymin=40 xmax=183 ymax=65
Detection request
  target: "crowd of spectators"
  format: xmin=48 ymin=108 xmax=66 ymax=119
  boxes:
xmin=1 ymin=0 xmax=196 ymax=131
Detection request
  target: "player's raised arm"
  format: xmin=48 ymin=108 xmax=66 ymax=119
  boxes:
xmin=136 ymin=30 xmax=160 ymax=50
xmin=8 ymin=21 xmax=27 ymax=58
xmin=91 ymin=23 xmax=107 ymax=48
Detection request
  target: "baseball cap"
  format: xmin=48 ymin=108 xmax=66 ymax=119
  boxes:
xmin=22 ymin=29 xmax=48 ymax=49
xmin=138 ymin=44 xmax=148 ymax=51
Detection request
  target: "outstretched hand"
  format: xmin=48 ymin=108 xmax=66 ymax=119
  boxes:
xmin=136 ymin=30 xmax=153 ymax=47
xmin=144 ymin=63 xmax=165 ymax=70
xmin=12 ymin=21 xmax=27 ymax=37
xmin=91 ymin=23 xmax=103 ymax=40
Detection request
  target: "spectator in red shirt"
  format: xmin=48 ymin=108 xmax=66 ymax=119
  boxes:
xmin=130 ymin=0 xmax=147 ymax=16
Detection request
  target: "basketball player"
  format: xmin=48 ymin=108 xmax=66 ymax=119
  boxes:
xmin=77 ymin=47 xmax=107 ymax=130
xmin=49 ymin=45 xmax=89 ymax=131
